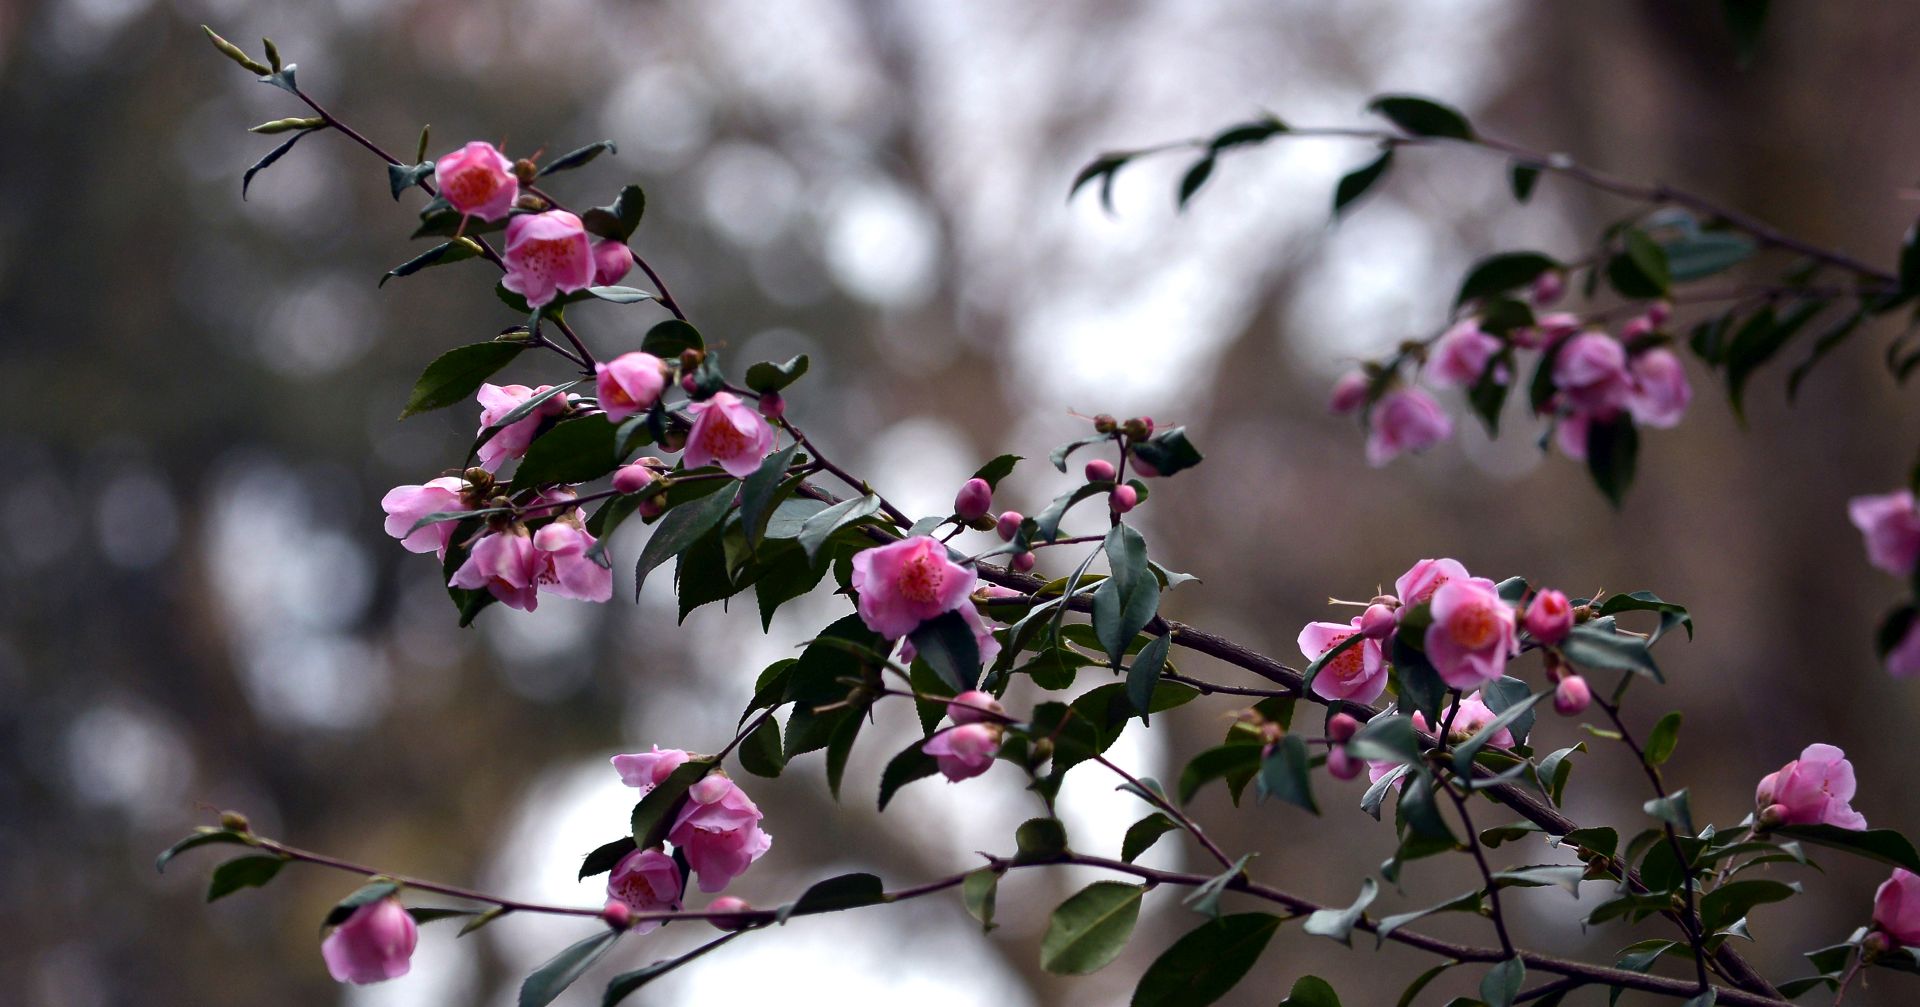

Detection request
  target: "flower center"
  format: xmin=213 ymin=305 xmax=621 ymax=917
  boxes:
xmin=1323 ymin=631 xmax=1365 ymax=683
xmin=445 ymin=165 xmax=501 ymax=208
xmin=1408 ymin=574 xmax=1449 ymax=606
xmin=611 ymin=873 xmax=657 ymax=906
xmin=1447 ymin=602 xmax=1501 ymax=650
xmin=518 ymin=238 xmax=572 ymax=281
xmin=897 ymin=549 xmax=945 ymax=604
xmin=699 ymin=415 xmax=750 ymax=459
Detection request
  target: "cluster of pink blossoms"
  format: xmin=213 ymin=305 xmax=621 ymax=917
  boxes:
xmin=436 ymin=142 xmax=635 ymax=308
xmin=607 ymin=747 xmax=772 ymax=920
xmin=1331 ymin=279 xmax=1692 ymax=467
xmin=1848 ymin=488 xmax=1920 ymax=675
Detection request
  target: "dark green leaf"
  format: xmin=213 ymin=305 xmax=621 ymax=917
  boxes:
xmin=459 ymin=905 xmax=509 ymax=936
xmin=1699 ymin=878 xmax=1796 ymax=931
xmin=519 ymin=929 xmax=620 ymax=1007
xmin=738 ymin=714 xmax=786 ymax=778
xmin=1177 ymin=156 xmax=1216 ymax=208
xmin=1596 ymin=591 xmax=1694 ymax=641
xmin=1662 ymin=231 xmax=1755 ymax=282
xmin=629 ymin=757 xmax=715 ymax=849
xmin=1069 ymin=153 xmax=1130 ymax=213
xmin=745 ymin=355 xmax=809 ymax=394
xmin=1133 ymin=427 xmax=1204 ymax=477
xmin=1122 ymin=813 xmax=1180 ymax=863
xmin=738 ymin=443 xmax=800 ymax=547
xmin=156 ymin=829 xmax=248 ymax=873
xmin=1333 ymin=149 xmax=1393 ymax=217
xmin=1126 ymin=632 xmax=1172 ymax=722
xmin=1771 ymin=824 xmax=1920 ymax=872
xmin=1178 ymin=743 xmax=1264 ymax=804
xmin=1093 ymin=524 xmax=1160 ymax=667
xmin=1396 ymin=962 xmax=1462 ymax=1007
xmin=1645 ymin=711 xmax=1682 ymax=766
xmin=407 ymin=906 xmax=479 ymax=925
xmin=1584 ymin=412 xmax=1639 ymax=507
xmin=206 ymin=855 xmax=287 ymax=902
xmin=511 ymin=417 xmax=622 ymax=492
xmin=877 ymin=741 xmax=939 ymax=811
xmin=583 ymin=185 xmax=646 ymax=242
xmin=1510 ymin=163 xmax=1540 ymax=202
xmin=401 ymin=342 xmax=526 ymax=418
xmin=972 ymin=453 xmax=1022 ymax=490
xmin=907 ymin=609 xmax=981 ymax=692
xmin=798 ymin=494 xmax=882 ymax=560
xmin=1040 ymin=881 xmax=1145 ymax=975
xmin=1279 ymin=975 xmax=1343 ymax=1007
xmin=1481 ymin=957 xmax=1525 ymax=1007
xmin=1453 ymin=690 xmax=1545 ymax=774
xmin=579 ymin=837 xmax=637 ymax=880
xmin=1455 ymin=252 xmax=1560 ymax=309
xmin=467 ymin=380 xmax=580 ymax=463
xmin=1787 ymin=307 xmax=1868 ymax=400
xmin=1131 ymin=913 xmax=1283 ymax=1007
xmin=1375 ymin=890 xmax=1485 ymax=945
xmin=634 ymin=486 xmax=734 ymax=597
xmin=1014 ymin=817 xmax=1068 ymax=863
xmin=1182 ymin=853 xmax=1254 ymax=919
xmin=1561 ymin=622 xmax=1662 ymax=682
xmin=601 ymin=933 xmax=737 ymax=1007
xmin=1255 ymin=734 xmax=1318 ymax=814
xmin=775 ymin=872 xmax=886 ymax=923
xmin=241 ymin=128 xmax=320 ymax=199
xmin=1346 ymin=714 xmax=1421 ymax=767
xmin=1644 ymin=788 xmax=1695 ymax=835
xmin=1369 ymin=94 xmax=1474 ymax=139
xmin=641 ymin=319 xmax=704 ymax=358
xmin=1034 ymin=483 xmax=1106 ymax=542
xmin=963 ymin=868 xmax=999 ymax=931
xmin=386 ymin=160 xmax=435 ymax=200
xmin=537 ymin=140 xmax=617 ymax=177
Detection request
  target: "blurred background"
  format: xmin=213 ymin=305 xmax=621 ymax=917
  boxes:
xmin=4 ymin=0 xmax=1919 ymax=1004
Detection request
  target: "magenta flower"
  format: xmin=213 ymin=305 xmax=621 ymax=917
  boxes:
xmin=925 ymin=722 xmax=1002 ymax=782
xmin=592 ymin=238 xmax=634 ymax=287
xmin=606 ymin=848 xmax=683 ymax=935
xmin=1513 ymin=312 xmax=1580 ymax=350
xmin=954 ymin=477 xmax=993 ymax=522
xmin=1424 ymin=577 xmax=1517 ymax=690
xmin=448 ymin=528 xmax=542 ymax=611
xmin=1328 ymin=371 xmax=1369 ymax=415
xmin=1365 ymin=388 xmax=1453 ymax=466
xmin=1522 ymin=589 xmax=1573 ymax=645
xmin=381 ymin=476 xmax=467 ymax=557
xmin=433 ymin=141 xmax=517 ymax=222
xmin=1849 ymin=490 xmax=1920 ymax=577
xmin=1428 ymin=322 xmax=1504 ymax=388
xmin=1756 ymin=743 xmax=1866 ymax=829
xmin=1627 ymin=347 xmax=1691 ymax=428
xmin=1875 ymin=869 xmax=1920 ymax=946
xmin=612 ymin=746 xmax=693 ymax=791
xmin=684 ymin=391 xmax=776 ymax=478
xmin=1366 ymin=695 xmax=1514 ymax=787
xmin=594 ymin=352 xmax=668 ymax=424
xmin=502 ymin=210 xmax=595 ymax=308
xmin=1551 ymin=331 xmax=1633 ymax=415
xmin=531 ymin=522 xmax=613 ymax=603
xmin=668 ymin=775 xmax=772 ymax=893
xmin=1297 ymin=617 xmax=1387 ymax=705
xmin=1889 ymin=619 xmax=1920 ymax=679
xmin=475 ymin=383 xmax=566 ymax=472
xmin=946 ymin=690 xmax=1005 ymax=724
xmin=1394 ymin=557 xmax=1470 ymax=610
xmin=320 ymin=897 xmax=417 ymax=985
xmin=849 ymin=536 xmax=978 ymax=640
xmin=1552 ymin=674 xmax=1592 ymax=716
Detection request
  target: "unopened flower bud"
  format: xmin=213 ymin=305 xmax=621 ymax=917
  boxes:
xmin=996 ymin=511 xmax=1024 ymax=541
xmin=759 ymin=391 xmax=785 ymax=420
xmin=707 ymin=895 xmax=754 ymax=930
xmin=1084 ymin=459 xmax=1116 ymax=483
xmin=219 ymin=811 xmax=252 ymax=833
xmin=1012 ymin=551 xmax=1036 ymax=573
xmin=954 ymin=478 xmax=993 ymax=522
xmin=513 ymin=193 xmax=548 ymax=212
xmin=1359 ymin=603 xmax=1397 ymax=639
xmin=1092 ymin=414 xmax=1117 ymax=433
xmin=601 ymin=899 xmax=633 ymax=931
xmin=512 ymin=158 xmax=539 ymax=183
xmin=681 ymin=373 xmax=699 ymax=395
xmin=679 ymin=349 xmax=704 ymax=371
xmin=1553 ymin=674 xmax=1592 ymax=716
xmin=1645 ymin=301 xmax=1671 ymax=327
xmin=948 ymin=690 xmax=1004 ymax=724
xmin=1524 ymin=589 xmax=1574 ymax=645
xmin=462 ymin=467 xmax=494 ymax=492
xmin=1756 ymin=803 xmax=1788 ymax=831
xmin=202 ymin=26 xmax=273 ymax=75
xmin=1863 ymin=930 xmax=1893 ymax=959
xmin=613 ymin=463 xmax=656 ymax=495
xmin=1622 ymin=315 xmax=1655 ymax=341
xmin=1109 ymin=485 xmax=1139 ymax=513
xmin=1326 ymin=747 xmax=1362 ymax=780
xmin=1530 ymin=270 xmax=1566 ymax=307
xmin=1329 ymin=371 xmax=1369 ymax=415
xmin=1326 ymin=712 xmax=1361 ymax=743
xmin=1122 ymin=418 xmax=1151 ymax=442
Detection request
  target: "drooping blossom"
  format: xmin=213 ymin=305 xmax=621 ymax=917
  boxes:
xmin=849 ymin=536 xmax=976 ymax=640
xmin=667 ymin=775 xmax=772 ymax=893
xmin=381 ymin=476 xmax=467 ymax=556
xmin=1428 ymin=322 xmax=1505 ymax=387
xmin=1359 ymin=602 xmax=1397 ymax=639
xmin=1297 ymin=617 xmax=1387 ymax=704
xmin=502 ymin=210 xmax=595 ymax=308
xmin=592 ymin=238 xmax=634 ymax=286
xmin=1755 ymin=743 xmax=1867 ymax=830
xmin=320 ymin=897 xmax=418 ymax=985
xmin=925 ymin=722 xmax=1001 ymax=782
xmin=947 ymin=690 xmax=1005 ymax=724
xmin=1366 ymin=388 xmax=1453 ymax=467
xmin=595 ymin=352 xmax=668 ymax=423
xmin=1874 ymin=870 xmax=1920 ymax=946
xmin=1395 ymin=557 xmax=1470 ymax=610
xmin=475 ymin=382 xmax=567 ymax=471
xmin=683 ymin=391 xmax=776 ymax=478
xmin=433 ymin=142 xmax=517 ymax=221
xmin=1627 ymin=348 xmax=1692 ymax=429
xmin=1551 ymin=331 xmax=1633 ymax=415
xmin=606 ymin=849 xmax=684 ymax=935
xmin=1425 ymin=576 xmax=1519 ymax=689
xmin=448 ymin=527 xmax=541 ymax=611
xmin=1328 ymin=371 xmax=1369 ymax=414
xmin=1513 ymin=312 xmax=1580 ymax=350
xmin=1522 ymin=589 xmax=1573 ymax=645
xmin=1849 ymin=490 xmax=1920 ymax=577
xmin=531 ymin=521 xmax=613 ymax=603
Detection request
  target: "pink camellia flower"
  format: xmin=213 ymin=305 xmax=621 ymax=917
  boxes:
xmin=1530 ymin=270 xmax=1566 ymax=307
xmin=1359 ymin=602 xmax=1397 ymax=639
xmin=475 ymin=383 xmax=566 ymax=471
xmin=502 ymin=210 xmax=595 ymax=308
xmin=1395 ymin=557 xmax=1470 ymax=610
xmin=1424 ymin=577 xmax=1518 ymax=689
xmin=849 ymin=536 xmax=977 ymax=640
xmin=1328 ymin=371 xmax=1369 ymax=415
xmin=668 ymin=775 xmax=772 ymax=893
xmin=1512 ymin=312 xmax=1581 ymax=350
xmin=1755 ymin=743 xmax=1867 ymax=829
xmin=1848 ymin=490 xmax=1920 ymax=577
xmin=595 ymin=352 xmax=668 ymax=424
xmin=1627 ymin=348 xmax=1691 ymax=429
xmin=1552 ymin=409 xmax=1595 ymax=462
xmin=898 ymin=598 xmax=1002 ymax=669
xmin=1888 ymin=619 xmax=1920 ymax=679
xmin=606 ymin=848 xmax=684 ymax=935
xmin=448 ymin=527 xmax=542 ymax=611
xmin=531 ymin=522 xmax=613 ymax=603
xmin=1874 ymin=870 xmax=1920 ymax=946
xmin=954 ymin=477 xmax=993 ymax=522
xmin=1551 ymin=332 xmax=1633 ymax=415
xmin=683 ymin=391 xmax=776 ymax=478
xmin=592 ymin=238 xmax=634 ymax=286
xmin=1552 ymin=674 xmax=1592 ymax=716
xmin=947 ymin=690 xmax=1004 ymax=724
xmin=381 ymin=476 xmax=467 ymax=557
xmin=321 ymin=897 xmax=418 ymax=985
xmin=434 ymin=142 xmax=517 ymax=222
xmin=612 ymin=746 xmax=693 ymax=791
xmin=1523 ymin=589 xmax=1573 ymax=645
xmin=1428 ymin=322 xmax=1505 ymax=388
xmin=1297 ymin=617 xmax=1387 ymax=704
xmin=925 ymin=722 xmax=1001 ymax=782
xmin=1366 ymin=695 xmax=1515 ymax=787
xmin=1365 ymin=388 xmax=1453 ymax=467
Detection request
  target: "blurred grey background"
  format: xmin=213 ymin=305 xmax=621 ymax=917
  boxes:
xmin=4 ymin=1 xmax=1919 ymax=1004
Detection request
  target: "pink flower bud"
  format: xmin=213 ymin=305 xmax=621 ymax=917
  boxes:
xmin=1644 ymin=301 xmax=1671 ymax=326
xmin=434 ymin=142 xmax=518 ymax=222
xmin=613 ymin=462 xmax=657 ymax=495
xmin=1874 ymin=870 xmax=1920 ymax=946
xmin=1328 ymin=370 xmax=1369 ymax=415
xmin=591 ymin=239 xmax=634 ymax=286
xmin=1109 ymin=485 xmax=1139 ymax=513
xmin=1359 ymin=603 xmax=1397 ymax=640
xmin=996 ymin=511 xmax=1024 ymax=541
xmin=948 ymin=690 xmax=1004 ymax=724
xmin=1523 ymin=589 xmax=1573 ymax=645
xmin=601 ymin=899 xmax=634 ymax=931
xmin=1850 ymin=490 xmax=1920 ymax=577
xmin=1326 ymin=712 xmax=1361 ymax=743
xmin=924 ymin=723 xmax=1001 ymax=782
xmin=1530 ymin=270 xmax=1566 ymax=307
xmin=321 ymin=897 xmax=418 ymax=985
xmin=758 ymin=391 xmax=785 ymax=420
xmin=1621 ymin=315 xmax=1655 ymax=341
xmin=954 ymin=478 xmax=993 ymax=522
xmin=1627 ymin=348 xmax=1691 ymax=429
xmin=1012 ymin=551 xmax=1036 ymax=573
xmin=707 ymin=895 xmax=754 ymax=931
xmin=1084 ymin=459 xmax=1116 ymax=483
xmin=1552 ymin=674 xmax=1592 ymax=716
xmin=1326 ymin=747 xmax=1362 ymax=780
xmin=1754 ymin=745 xmax=1866 ymax=828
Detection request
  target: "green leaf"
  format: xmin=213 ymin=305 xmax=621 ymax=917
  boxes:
xmin=407 ymin=906 xmax=479 ymax=925
xmin=629 ymin=757 xmax=716 ymax=849
xmin=401 ymin=342 xmax=526 ymax=419
xmin=1699 ymin=878 xmax=1796 ymax=931
xmin=1133 ymin=426 xmax=1204 ymax=477
xmin=1302 ymin=879 xmax=1376 ymax=946
xmin=537 ymin=140 xmax=617 ymax=176
xmin=1183 ymin=853 xmax=1254 ymax=919
xmin=1014 ymin=817 xmax=1068 ymax=863
xmin=322 ymin=881 xmax=400 ymax=927
xmin=1122 ymin=813 xmax=1180 ymax=863
xmin=1560 ymin=622 xmax=1662 ymax=681
xmin=459 ymin=905 xmax=509 ymax=936
xmin=1375 ymin=890 xmax=1485 ymax=945
xmin=1480 ymin=957 xmax=1526 ymax=1007
xmin=738 ymin=443 xmax=800 ymax=547
xmin=1093 ymin=524 xmax=1160 ymax=667
xmin=155 ymin=829 xmax=248 ymax=873
xmin=1177 ymin=156 xmax=1216 ymax=208
xmin=775 ymin=872 xmax=886 ymax=923
xmin=1070 ymin=153 xmax=1129 ymax=213
xmin=1369 ymin=94 xmax=1474 ymax=139
xmin=387 ymin=159 xmax=434 ymax=199
xmin=907 ymin=609 xmax=982 ymax=692
xmin=583 ymin=185 xmax=646 ymax=242
xmin=205 ymin=855 xmax=286 ymax=902
xmin=744 ymin=355 xmax=810 ymax=394
xmin=1125 ymin=632 xmax=1172 ymax=723
xmin=798 ymin=494 xmax=882 ymax=560
xmin=1662 ymin=231 xmax=1756 ymax=282
xmin=1596 ymin=591 xmax=1694 ymax=641
xmin=1584 ymin=414 xmax=1639 ymax=507
xmin=1345 ymin=714 xmax=1420 ymax=767
xmin=963 ymin=868 xmax=999 ymax=931
xmin=1510 ymin=162 xmax=1541 ymax=202
xmin=578 ymin=837 xmax=637 ymax=880
xmin=1453 ymin=688 xmax=1545 ymax=773
xmin=519 ymin=929 xmax=620 ymax=1007
xmin=510 ymin=417 xmax=622 ymax=492
xmin=241 ymin=127 xmax=320 ymax=199
xmin=1178 ymin=743 xmax=1264 ymax=804
xmin=1255 ymin=734 xmax=1318 ymax=814
xmin=1131 ymin=913 xmax=1283 ymax=1007
xmin=1644 ymin=788 xmax=1695 ymax=835
xmin=1040 ymin=881 xmax=1146 ymax=975
xmin=601 ymin=933 xmax=736 ymax=1007
xmin=380 ymin=238 xmax=482 ymax=287
xmin=1050 ymin=434 xmax=1106 ymax=472
xmin=1279 ymin=975 xmax=1343 ymax=1007
xmin=877 ymin=741 xmax=939 ymax=811
xmin=634 ymin=485 xmax=734 ymax=597
xmin=1608 ymin=229 xmax=1672 ymax=297
xmin=1645 ymin=711 xmax=1682 ymax=766
xmin=971 ymin=453 xmax=1022 ymax=490
xmin=641 ymin=319 xmax=704 ymax=358
xmin=1455 ymin=252 xmax=1560 ymax=309
xmin=1034 ymin=483 xmax=1106 ymax=541
xmin=738 ymin=714 xmax=787 ymax=778
xmin=1771 ymin=824 xmax=1920 ymax=872
xmin=1333 ymin=149 xmax=1393 ymax=217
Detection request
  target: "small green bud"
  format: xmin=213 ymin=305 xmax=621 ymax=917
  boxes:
xmin=218 ymin=810 xmax=252 ymax=833
xmin=261 ymin=36 xmax=283 ymax=72
xmin=202 ymin=26 xmax=272 ymax=75
xmin=248 ymin=117 xmax=325 ymax=135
